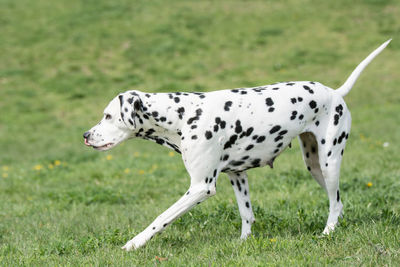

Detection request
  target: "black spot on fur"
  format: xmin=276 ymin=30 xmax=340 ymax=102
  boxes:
xmin=245 ymin=127 xmax=254 ymax=136
xmin=252 ymin=158 xmax=261 ymax=167
xmin=256 ymin=136 xmax=266 ymax=143
xmin=177 ymin=107 xmax=185 ymax=119
xmin=187 ymin=109 xmax=202 ymax=125
xmin=236 ymin=180 xmax=242 ymax=191
xmin=245 ymin=144 xmax=254 ymax=151
xmin=235 ymin=120 xmax=243 ymax=134
xmin=205 ymin=131 xmax=212 ymax=139
xmin=224 ymin=135 xmax=238 ymax=149
xmin=303 ymin=85 xmax=314 ymax=94
xmin=231 ymin=160 xmax=244 ymax=166
xmin=224 ymin=101 xmax=233 ymax=111
xmin=269 ymin=125 xmax=281 ymax=134
xmin=290 ymin=111 xmax=297 ymax=120
xmin=265 ymin=97 xmax=274 ymax=106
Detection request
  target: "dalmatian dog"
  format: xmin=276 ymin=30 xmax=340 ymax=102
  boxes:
xmin=83 ymin=40 xmax=390 ymax=251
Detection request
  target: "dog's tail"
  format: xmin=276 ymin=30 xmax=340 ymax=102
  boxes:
xmin=336 ymin=39 xmax=391 ymax=97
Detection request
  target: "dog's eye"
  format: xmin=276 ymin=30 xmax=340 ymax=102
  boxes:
xmin=105 ymin=114 xmax=112 ymax=120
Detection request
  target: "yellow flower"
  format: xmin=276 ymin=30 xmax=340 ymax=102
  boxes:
xmin=367 ymin=182 xmax=373 ymax=187
xmin=33 ymin=164 xmax=43 ymax=171
xmin=2 ymin=166 xmax=9 ymax=171
xmin=151 ymin=164 xmax=158 ymax=170
xmin=2 ymin=173 xmax=8 ymax=178
xmin=168 ymin=151 xmax=175 ymax=157
xmin=133 ymin=152 xmax=140 ymax=157
xmin=54 ymin=160 xmax=61 ymax=166
xmin=106 ymin=155 xmax=113 ymax=160
xmin=48 ymin=164 xmax=54 ymax=169
xmin=138 ymin=170 xmax=145 ymax=175
xmin=270 ymin=238 xmax=277 ymax=242
xmin=124 ymin=168 xmax=130 ymax=174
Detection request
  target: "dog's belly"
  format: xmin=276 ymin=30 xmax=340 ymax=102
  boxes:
xmin=220 ymin=136 xmax=293 ymax=172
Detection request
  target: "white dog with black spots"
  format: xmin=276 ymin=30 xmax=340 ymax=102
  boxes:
xmin=83 ymin=40 xmax=391 ymax=251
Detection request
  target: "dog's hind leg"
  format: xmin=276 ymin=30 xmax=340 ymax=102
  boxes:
xmin=299 ymin=130 xmax=343 ymax=234
xmin=299 ymin=100 xmax=351 ymax=235
xmin=227 ymin=171 xmax=255 ymax=239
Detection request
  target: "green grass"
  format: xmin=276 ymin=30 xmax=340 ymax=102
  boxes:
xmin=1 ymin=0 xmax=400 ymax=265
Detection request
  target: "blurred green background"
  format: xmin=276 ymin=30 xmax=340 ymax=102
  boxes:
xmin=0 ymin=0 xmax=399 ymax=265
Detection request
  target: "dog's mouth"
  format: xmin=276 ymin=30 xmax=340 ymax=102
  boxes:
xmin=84 ymin=138 xmax=114 ymax=151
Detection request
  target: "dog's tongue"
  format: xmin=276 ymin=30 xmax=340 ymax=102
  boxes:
xmin=84 ymin=138 xmax=91 ymax=146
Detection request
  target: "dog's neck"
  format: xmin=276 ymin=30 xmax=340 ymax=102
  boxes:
xmin=131 ymin=91 xmax=205 ymax=154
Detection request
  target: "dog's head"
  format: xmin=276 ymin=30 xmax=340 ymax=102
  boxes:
xmin=83 ymin=91 xmax=142 ymax=151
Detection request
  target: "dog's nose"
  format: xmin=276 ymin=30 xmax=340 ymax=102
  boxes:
xmin=83 ymin=131 xmax=91 ymax=139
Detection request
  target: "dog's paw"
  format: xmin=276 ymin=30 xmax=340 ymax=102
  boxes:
xmin=322 ymin=223 xmax=336 ymax=235
xmin=240 ymin=219 xmax=253 ymax=240
xmin=121 ymin=235 xmax=148 ymax=251
xmin=121 ymin=239 xmax=136 ymax=251
xmin=240 ymin=231 xmax=252 ymax=240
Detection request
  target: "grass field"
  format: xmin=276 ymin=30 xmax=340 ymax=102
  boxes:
xmin=1 ymin=0 xmax=400 ymax=265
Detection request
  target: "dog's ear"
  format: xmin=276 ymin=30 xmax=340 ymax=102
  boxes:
xmin=118 ymin=91 xmax=142 ymax=129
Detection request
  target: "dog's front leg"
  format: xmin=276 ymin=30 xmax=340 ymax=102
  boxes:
xmin=122 ymin=183 xmax=215 ymax=251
